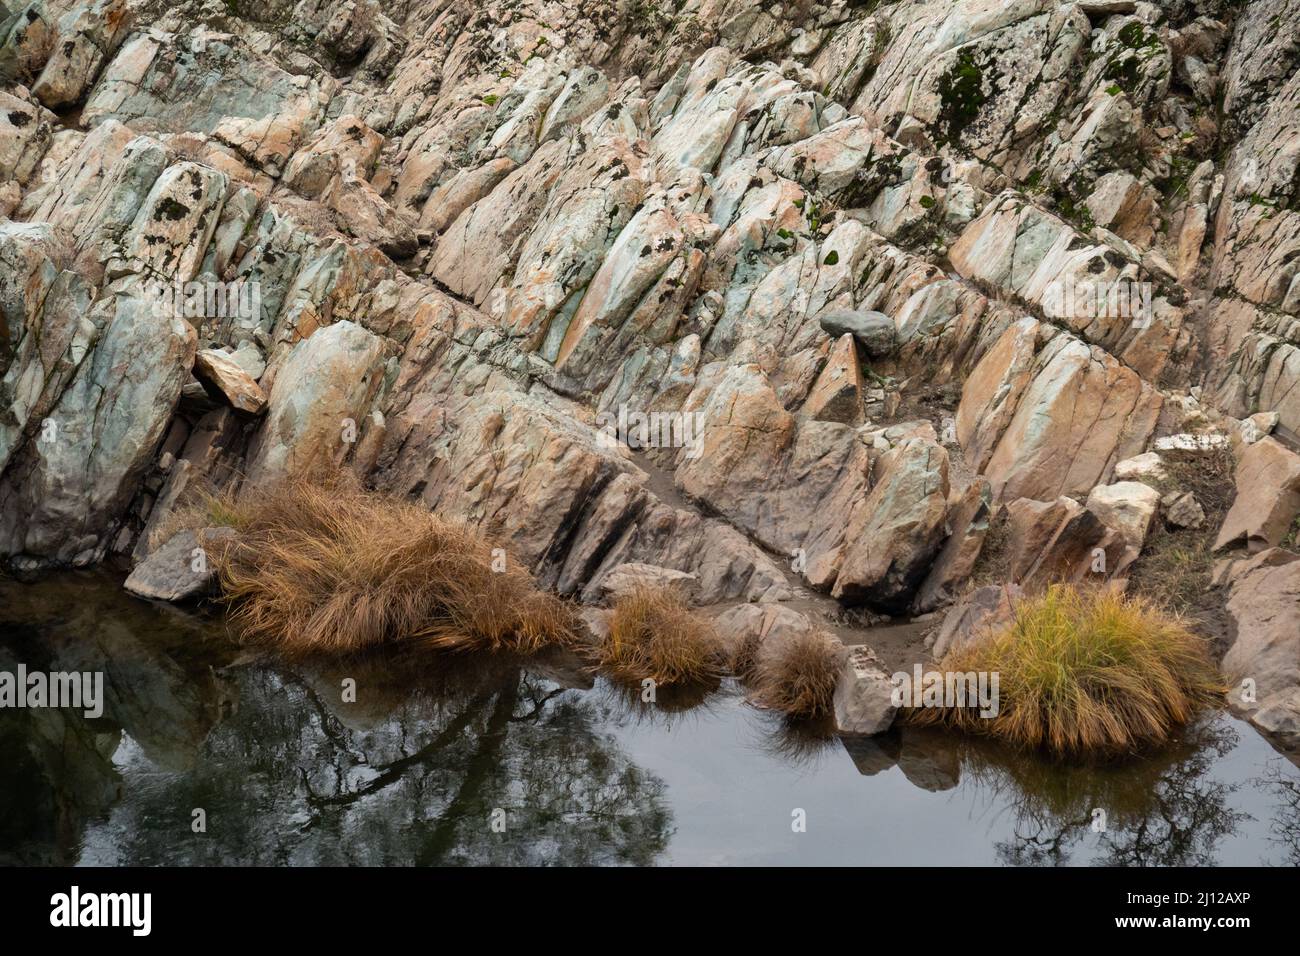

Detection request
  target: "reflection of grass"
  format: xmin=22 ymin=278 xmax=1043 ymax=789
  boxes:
xmin=291 ymin=643 xmax=534 ymax=720
xmin=757 ymin=712 xmax=841 ymax=770
xmin=599 ymin=675 xmax=721 ymax=727
xmin=206 ymin=476 xmax=578 ymax=656
xmin=945 ymin=721 xmax=1224 ymax=828
xmin=909 ymin=585 xmax=1223 ymax=757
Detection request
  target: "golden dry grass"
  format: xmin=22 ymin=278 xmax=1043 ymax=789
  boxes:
xmin=599 ymin=587 xmax=725 ymax=686
xmin=908 ymin=584 xmax=1223 ymax=757
xmin=200 ymin=476 xmax=576 ymax=656
xmin=748 ymin=630 xmax=846 ymax=719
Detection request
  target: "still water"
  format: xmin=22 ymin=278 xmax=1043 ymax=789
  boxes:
xmin=2 ymin=571 xmax=1297 ymax=866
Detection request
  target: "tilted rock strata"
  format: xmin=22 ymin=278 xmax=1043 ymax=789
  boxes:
xmin=2 ymin=0 xmax=1299 ymax=743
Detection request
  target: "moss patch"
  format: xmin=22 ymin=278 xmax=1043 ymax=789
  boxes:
xmin=936 ymin=49 xmax=988 ymax=146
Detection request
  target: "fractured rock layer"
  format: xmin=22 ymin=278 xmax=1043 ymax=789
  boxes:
xmin=2 ymin=0 xmax=1300 ymax=745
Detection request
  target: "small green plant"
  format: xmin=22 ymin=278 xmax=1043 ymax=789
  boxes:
xmin=1116 ymin=22 xmax=1160 ymax=51
xmin=1055 ymin=192 xmax=1097 ymax=232
xmin=1282 ymin=514 xmax=1300 ymax=551
xmin=803 ymin=197 xmax=824 ymax=232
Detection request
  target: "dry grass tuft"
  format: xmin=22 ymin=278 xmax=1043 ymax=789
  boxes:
xmin=1128 ymin=444 xmax=1234 ymax=615
xmin=748 ymin=630 xmax=846 ymax=719
xmin=908 ymin=584 xmax=1223 ymax=758
xmin=207 ymin=476 xmax=577 ymax=656
xmin=147 ymin=484 xmax=252 ymax=551
xmin=599 ymin=587 xmax=725 ymax=686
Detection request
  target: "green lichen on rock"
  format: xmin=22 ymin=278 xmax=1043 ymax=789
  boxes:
xmin=1102 ymin=20 xmax=1163 ymax=95
xmin=936 ymin=49 xmax=987 ymax=146
xmin=1054 ymin=191 xmax=1097 ymax=232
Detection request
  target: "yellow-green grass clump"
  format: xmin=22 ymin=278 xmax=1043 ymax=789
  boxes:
xmin=909 ymin=585 xmax=1223 ymax=757
xmin=199 ymin=477 xmax=577 ymax=656
xmin=600 ymin=586 xmax=725 ymax=687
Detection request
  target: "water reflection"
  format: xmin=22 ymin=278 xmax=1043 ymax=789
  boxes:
xmin=1257 ymin=760 xmax=1300 ymax=866
xmin=1 ymin=572 xmax=1297 ymax=866
xmin=600 ymin=678 xmax=724 ymax=726
xmin=954 ymin=721 xmax=1248 ymax=866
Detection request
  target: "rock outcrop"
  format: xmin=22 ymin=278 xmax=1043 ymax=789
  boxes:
xmin=3 ymin=0 xmax=1299 ymax=748
xmin=1221 ymin=549 xmax=1300 ymax=750
xmin=1214 ymin=437 xmax=1300 ymax=553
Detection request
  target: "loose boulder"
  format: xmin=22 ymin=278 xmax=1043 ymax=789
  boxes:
xmin=1214 ymin=437 xmax=1300 ymax=552
xmin=194 ymin=349 xmax=267 ymax=416
xmin=1162 ymin=491 xmax=1206 ymax=530
xmin=818 ymin=308 xmax=896 ymax=359
xmin=125 ymin=527 xmax=236 ymax=602
xmin=833 ymin=646 xmax=898 ymax=736
xmin=1113 ymin=451 xmax=1167 ymax=484
xmin=1086 ymin=481 xmax=1161 ymax=551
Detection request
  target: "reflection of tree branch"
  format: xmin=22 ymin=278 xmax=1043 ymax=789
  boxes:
xmin=288 ymin=675 xmax=363 ymax=797
xmin=997 ymin=815 xmax=1091 ymax=866
xmin=417 ymin=678 xmax=521 ymax=865
xmin=982 ymin=719 xmax=1248 ymax=866
xmin=299 ymin=692 xmax=494 ymax=822
xmin=509 ymin=686 xmax=567 ymax=722
xmin=293 ymin=676 xmax=357 ymax=754
xmin=5 ymin=580 xmax=681 ymax=866
xmin=1254 ymin=760 xmax=1300 ymax=866
xmin=1098 ymin=754 xmax=1246 ymax=867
